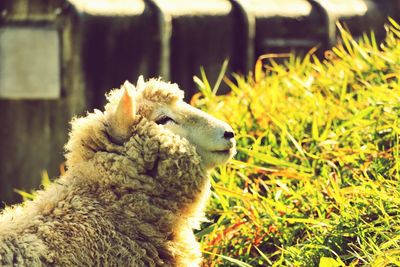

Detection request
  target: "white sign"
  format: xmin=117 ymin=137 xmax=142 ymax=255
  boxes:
xmin=0 ymin=26 xmax=60 ymax=99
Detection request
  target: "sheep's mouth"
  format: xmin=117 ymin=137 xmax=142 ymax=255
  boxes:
xmin=210 ymin=142 xmax=236 ymax=156
xmin=199 ymin=146 xmax=236 ymax=169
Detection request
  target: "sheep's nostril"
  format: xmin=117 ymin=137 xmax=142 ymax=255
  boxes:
xmin=223 ymin=131 xmax=235 ymax=139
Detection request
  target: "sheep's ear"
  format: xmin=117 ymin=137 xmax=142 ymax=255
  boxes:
xmin=136 ymin=75 xmax=145 ymax=91
xmin=108 ymin=82 xmax=136 ymax=143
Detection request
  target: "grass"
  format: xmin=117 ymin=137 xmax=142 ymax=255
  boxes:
xmin=192 ymin=19 xmax=400 ymax=267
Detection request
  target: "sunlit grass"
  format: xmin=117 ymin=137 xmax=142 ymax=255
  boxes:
xmin=193 ymin=19 xmax=400 ymax=266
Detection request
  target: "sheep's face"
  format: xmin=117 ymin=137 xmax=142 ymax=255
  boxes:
xmin=106 ymin=77 xmax=236 ymax=170
xmin=148 ymin=100 xmax=236 ymax=170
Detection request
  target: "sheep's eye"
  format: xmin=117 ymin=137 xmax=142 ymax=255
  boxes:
xmin=155 ymin=116 xmax=175 ymax=125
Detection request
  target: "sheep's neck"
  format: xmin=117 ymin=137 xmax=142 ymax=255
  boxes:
xmin=71 ymin=173 xmax=210 ymax=266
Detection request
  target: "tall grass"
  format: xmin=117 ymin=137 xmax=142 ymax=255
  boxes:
xmin=193 ymin=19 xmax=400 ymax=266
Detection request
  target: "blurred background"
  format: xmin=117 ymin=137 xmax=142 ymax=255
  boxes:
xmin=0 ymin=0 xmax=399 ymax=206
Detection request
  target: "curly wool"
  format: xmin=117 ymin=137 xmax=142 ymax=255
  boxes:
xmin=0 ymin=80 xmax=211 ymax=267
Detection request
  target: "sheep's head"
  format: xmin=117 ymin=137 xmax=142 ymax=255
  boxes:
xmin=105 ymin=77 xmax=236 ymax=170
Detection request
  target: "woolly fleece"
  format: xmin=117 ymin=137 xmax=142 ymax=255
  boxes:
xmin=0 ymin=79 xmax=228 ymax=266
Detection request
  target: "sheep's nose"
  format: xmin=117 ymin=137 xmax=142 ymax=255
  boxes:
xmin=223 ymin=131 xmax=235 ymax=140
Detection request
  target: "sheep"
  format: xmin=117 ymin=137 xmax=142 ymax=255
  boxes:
xmin=0 ymin=76 xmax=236 ymax=267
